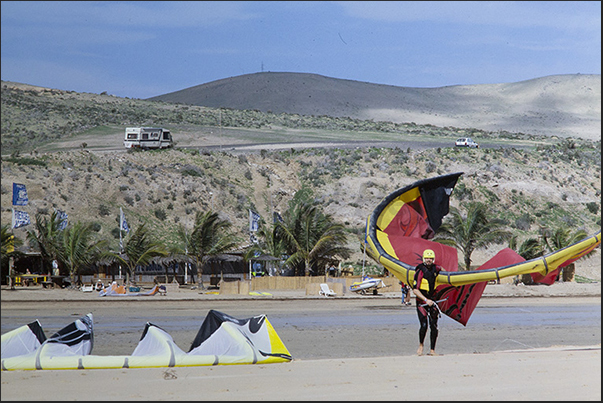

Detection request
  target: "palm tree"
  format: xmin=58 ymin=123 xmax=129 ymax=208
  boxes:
xmin=58 ymin=221 xmax=108 ymax=286
xmin=277 ymin=202 xmax=351 ymax=276
xmin=2 ymin=225 xmax=24 ymax=285
xmin=249 ymin=218 xmax=286 ymax=258
xmin=508 ymin=235 xmax=545 ymax=261
xmin=244 ymin=219 xmax=288 ymax=276
xmin=166 ymin=223 xmax=198 ymax=283
xmin=541 ymin=227 xmax=590 ymax=282
xmin=25 ymin=211 xmax=63 ymax=274
xmin=187 ymin=211 xmax=241 ymax=288
xmin=2 ymin=224 xmax=23 ymax=260
xmin=509 ymin=227 xmax=593 ymax=284
xmin=508 ymin=234 xmax=546 ymax=285
xmin=435 ymin=201 xmax=511 ymax=270
xmin=110 ymin=222 xmax=168 ymax=284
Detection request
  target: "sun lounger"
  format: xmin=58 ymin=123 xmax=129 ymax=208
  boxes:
xmin=81 ymin=284 xmax=94 ymax=292
xmin=319 ymin=283 xmax=336 ymax=297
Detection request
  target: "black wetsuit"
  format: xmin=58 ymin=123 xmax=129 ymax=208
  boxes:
xmin=413 ymin=262 xmax=442 ymax=350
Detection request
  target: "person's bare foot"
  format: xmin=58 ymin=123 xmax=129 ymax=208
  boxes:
xmin=417 ymin=345 xmax=424 ymax=355
xmin=428 ymin=350 xmax=440 ymax=356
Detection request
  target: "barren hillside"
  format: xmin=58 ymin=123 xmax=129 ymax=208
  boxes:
xmin=1 ymin=75 xmax=600 ymax=279
xmin=149 ymin=72 xmax=601 ymax=140
xmin=2 ymin=142 xmax=600 ymax=277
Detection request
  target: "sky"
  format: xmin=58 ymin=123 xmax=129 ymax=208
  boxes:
xmin=1 ymin=1 xmax=600 ymax=99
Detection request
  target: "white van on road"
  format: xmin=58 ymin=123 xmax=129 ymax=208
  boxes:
xmin=455 ymin=137 xmax=479 ymax=148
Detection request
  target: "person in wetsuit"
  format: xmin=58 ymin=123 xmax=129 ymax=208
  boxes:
xmin=413 ymin=249 xmax=442 ymax=356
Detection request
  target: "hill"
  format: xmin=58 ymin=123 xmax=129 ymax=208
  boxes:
xmin=2 ymin=141 xmax=600 ymax=277
xmin=0 ymin=78 xmax=570 ymax=157
xmin=148 ymin=72 xmax=601 ymax=140
xmin=1 ymin=77 xmax=600 ymax=278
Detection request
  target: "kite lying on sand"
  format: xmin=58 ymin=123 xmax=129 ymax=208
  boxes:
xmin=1 ymin=311 xmax=292 ymax=371
xmin=365 ymin=172 xmax=601 ymax=326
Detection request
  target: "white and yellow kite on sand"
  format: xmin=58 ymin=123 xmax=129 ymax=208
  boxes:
xmin=1 ymin=310 xmax=292 ymax=371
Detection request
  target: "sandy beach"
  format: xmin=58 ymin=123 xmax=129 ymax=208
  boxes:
xmin=1 ymin=281 xmax=601 ymax=401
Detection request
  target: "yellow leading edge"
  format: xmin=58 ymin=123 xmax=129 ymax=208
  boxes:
xmin=367 ymin=225 xmax=601 ymax=287
xmin=365 ymin=172 xmax=601 ymax=288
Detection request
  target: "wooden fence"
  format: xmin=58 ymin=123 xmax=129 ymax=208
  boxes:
xmin=216 ymin=275 xmax=401 ymax=295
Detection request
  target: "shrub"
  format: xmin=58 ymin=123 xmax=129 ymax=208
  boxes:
xmin=586 ymin=202 xmax=599 ymax=215
xmin=154 ymin=208 xmax=167 ymax=221
xmin=98 ymin=204 xmax=111 ymax=217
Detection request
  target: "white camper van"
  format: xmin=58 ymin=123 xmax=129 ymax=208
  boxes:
xmin=124 ymin=127 xmax=173 ymax=149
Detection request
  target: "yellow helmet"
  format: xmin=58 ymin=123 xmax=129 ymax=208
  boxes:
xmin=423 ymin=249 xmax=435 ymax=259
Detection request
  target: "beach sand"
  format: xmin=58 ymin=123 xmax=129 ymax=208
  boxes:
xmin=1 ymin=347 xmax=599 ymax=401
xmin=1 ymin=282 xmax=601 ymax=401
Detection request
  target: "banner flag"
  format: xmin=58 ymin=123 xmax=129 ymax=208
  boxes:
xmin=12 ymin=209 xmax=31 ymax=229
xmin=273 ymin=211 xmax=284 ymax=224
xmin=120 ymin=207 xmax=130 ymax=233
xmin=56 ymin=209 xmax=68 ymax=230
xmin=249 ymin=209 xmax=260 ymax=232
xmin=12 ymin=183 xmax=28 ymax=206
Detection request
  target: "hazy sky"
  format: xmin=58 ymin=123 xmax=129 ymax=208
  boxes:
xmin=1 ymin=1 xmax=600 ymax=99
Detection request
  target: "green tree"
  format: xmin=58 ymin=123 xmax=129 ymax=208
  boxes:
xmin=58 ymin=221 xmax=108 ymax=285
xmin=277 ymin=202 xmax=351 ymax=276
xmin=508 ymin=235 xmax=544 ymax=260
xmin=168 ymin=223 xmax=198 ymax=283
xmin=510 ymin=227 xmax=593 ymax=284
xmin=110 ymin=222 xmax=168 ymax=284
xmin=540 ymin=227 xmax=591 ymax=282
xmin=2 ymin=224 xmax=23 ymax=259
xmin=2 ymin=225 xmax=24 ymax=283
xmin=26 ymin=211 xmax=63 ymax=274
xmin=508 ymin=234 xmax=545 ymax=285
xmin=435 ymin=202 xmax=511 ymax=270
xmin=188 ymin=210 xmax=241 ymax=287
xmin=244 ymin=217 xmax=287 ymax=275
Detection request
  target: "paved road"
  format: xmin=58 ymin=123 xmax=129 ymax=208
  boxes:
xmin=32 ymin=136 xmax=532 ymax=156
xmin=197 ymin=139 xmax=531 ymax=154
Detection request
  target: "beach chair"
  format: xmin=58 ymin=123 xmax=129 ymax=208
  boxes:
xmin=319 ymin=283 xmax=336 ymax=297
xmin=81 ymin=284 xmax=94 ymax=292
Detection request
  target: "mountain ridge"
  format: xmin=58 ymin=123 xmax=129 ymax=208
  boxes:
xmin=148 ymin=72 xmax=601 ymax=140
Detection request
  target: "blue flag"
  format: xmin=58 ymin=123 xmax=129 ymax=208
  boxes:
xmin=56 ymin=210 xmax=68 ymax=230
xmin=120 ymin=207 xmax=130 ymax=233
xmin=12 ymin=183 xmax=28 ymax=206
xmin=12 ymin=209 xmax=31 ymax=229
xmin=273 ymin=211 xmax=284 ymax=224
xmin=249 ymin=210 xmax=260 ymax=232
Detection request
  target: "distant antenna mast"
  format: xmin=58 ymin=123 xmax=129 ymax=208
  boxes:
xmin=261 ymin=62 xmax=264 ymax=72
xmin=219 ymin=108 xmax=222 ymax=152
